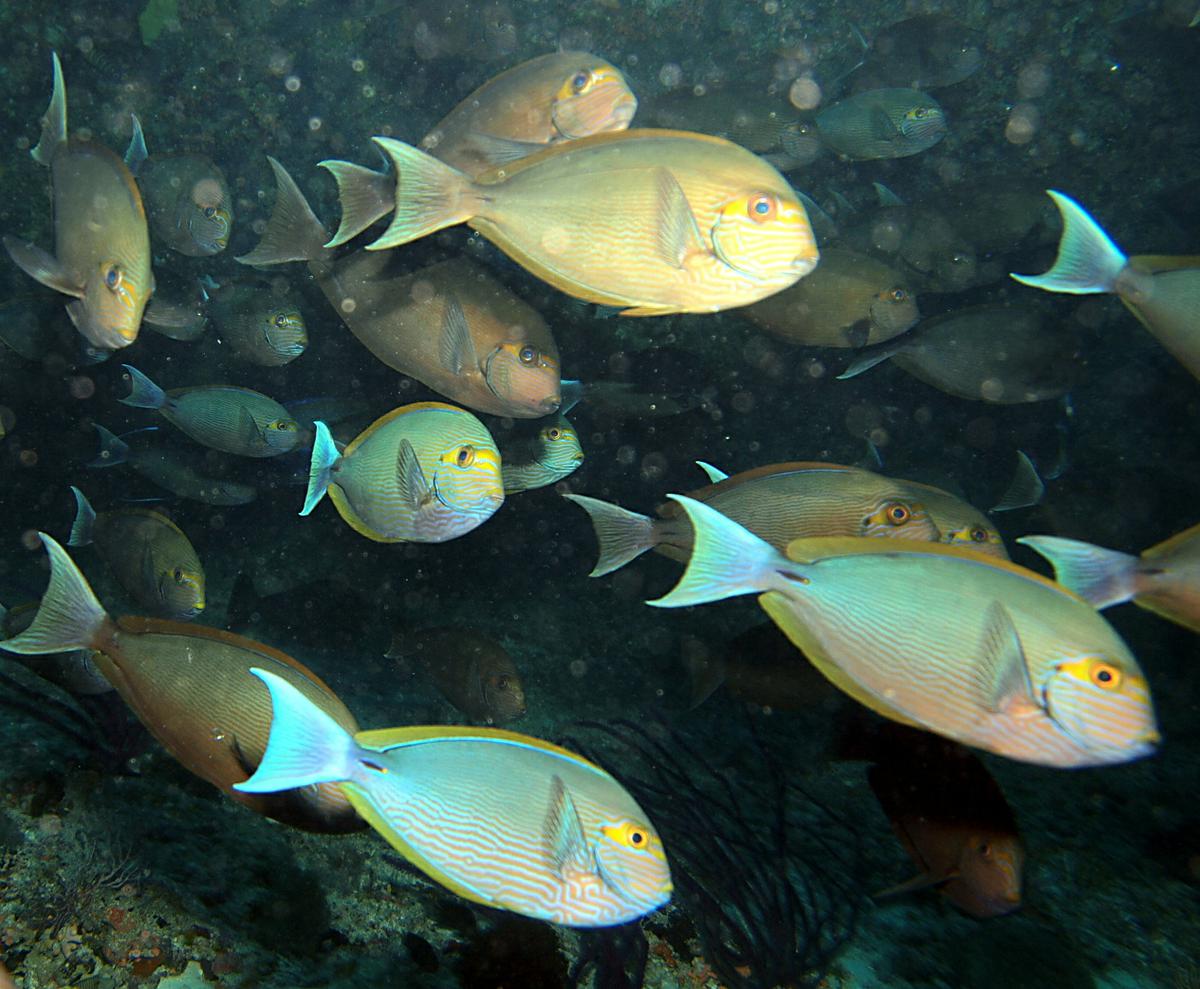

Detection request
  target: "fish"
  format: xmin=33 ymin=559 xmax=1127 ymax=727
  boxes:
xmin=565 ymin=461 xmax=942 ymax=577
xmin=119 ymin=363 xmax=301 ymax=458
xmin=1 ymin=600 xmax=112 ymax=696
xmin=845 ymin=204 xmax=982 ymax=294
xmin=1011 ymin=190 xmax=1200 ymax=381
xmin=207 ymin=280 xmax=308 ymax=367
xmin=839 ymin=305 xmax=1081 ymax=404
xmin=815 ymin=88 xmax=947 ymax=161
xmin=88 ymin=423 xmax=258 ymax=505
xmin=2 ymin=534 xmax=364 ymax=832
xmin=3 ymin=52 xmax=153 ymax=350
xmin=301 ymin=404 xmax=504 ymax=543
xmin=743 ymin=247 xmax=919 ymax=348
xmin=68 ymin=486 xmax=204 ymax=619
xmin=1020 ymin=523 xmax=1200 ymax=634
xmin=235 ymin=667 xmax=672 ymax=926
xmin=237 ymin=159 xmax=561 ymax=419
xmin=387 ymin=626 xmax=527 ymax=724
xmin=499 ymin=415 xmax=584 ymax=494
xmin=857 ymin=16 xmax=985 ymax=90
xmin=124 ymin=114 xmax=233 ymax=256
xmin=850 ymin=721 xmax=1024 ymax=919
xmin=649 ymin=494 xmax=1160 ymax=768
xmin=891 ymin=478 xmax=1008 ymax=559
xmin=314 ymin=129 xmax=818 ymax=316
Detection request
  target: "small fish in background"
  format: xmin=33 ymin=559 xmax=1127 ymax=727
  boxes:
xmin=301 ymin=404 xmax=504 ymax=543
xmin=839 ymin=305 xmax=1082 ymax=404
xmin=314 ymin=130 xmax=819 ymax=316
xmin=67 ymin=486 xmax=205 ymax=619
xmin=1020 ymin=523 xmax=1200 ymax=634
xmin=650 ymin=494 xmax=1160 ymax=769
xmin=500 ymin=415 xmax=584 ymax=494
xmin=206 ymin=279 xmax=307 ymax=367
xmin=3 ymin=534 xmax=364 ymax=833
xmin=846 ymin=203 xmax=983 ymax=294
xmin=88 ymin=423 xmax=258 ymax=505
xmin=815 ymin=88 xmax=947 ymax=161
xmin=124 ymin=114 xmax=232 ymax=256
xmin=1011 ymin=190 xmax=1200 ymax=381
xmin=842 ymin=719 xmax=1024 ymax=919
xmin=3 ymin=52 xmax=153 ymax=351
xmin=235 ymin=668 xmax=671 ymax=926
xmin=1 ymin=601 xmax=112 ymax=696
xmin=237 ymin=161 xmax=561 ymax=419
xmin=891 ymin=478 xmax=1009 ymax=558
xmin=119 ymin=363 xmax=300 ymax=458
xmin=855 ymin=16 xmax=985 ymax=90
xmin=743 ymin=247 xmax=919 ymax=348
xmin=322 ymin=51 xmax=636 ymax=241
xmin=387 ymin=626 xmax=527 ymax=725
xmin=565 ymin=461 xmax=941 ymax=577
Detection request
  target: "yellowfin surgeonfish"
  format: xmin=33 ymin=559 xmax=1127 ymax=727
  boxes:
xmin=301 ymin=403 xmax=504 ymax=543
xmin=3 ymin=52 xmax=153 ymax=350
xmin=321 ymin=129 xmax=819 ymax=316
xmin=500 ymin=415 xmax=584 ymax=494
xmin=120 ymin=364 xmax=300 ymax=458
xmin=1020 ymin=523 xmax=1200 ymax=634
xmin=1011 ymin=190 xmax=1200 ymax=381
xmin=235 ymin=667 xmax=671 ymax=926
xmin=650 ymin=495 xmax=1159 ymax=768
xmin=68 ymin=486 xmax=205 ymax=619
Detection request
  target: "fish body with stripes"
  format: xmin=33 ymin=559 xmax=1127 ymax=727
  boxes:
xmin=236 ymin=668 xmax=672 ymax=926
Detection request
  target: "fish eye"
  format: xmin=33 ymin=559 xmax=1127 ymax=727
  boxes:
xmin=571 ymin=71 xmax=591 ymax=93
xmin=1090 ymin=662 xmax=1122 ymax=690
xmin=747 ymin=194 xmax=777 ymax=223
xmin=173 ymin=567 xmax=184 ymax=582
xmin=273 ymin=419 xmax=296 ymax=432
xmin=496 ymin=675 xmax=510 ymax=689
xmin=911 ymin=107 xmax=930 ymax=119
xmin=455 ymin=445 xmax=476 ymax=468
xmin=886 ymin=503 xmax=910 ymax=525
xmin=889 ymin=287 xmax=907 ymax=302
xmin=970 ymin=527 xmax=989 ymax=543
xmin=547 ymin=427 xmax=562 ymax=440
xmin=203 ymin=205 xmax=217 ymax=218
xmin=274 ymin=312 xmax=289 ymax=327
xmin=104 ymin=264 xmax=123 ymax=292
xmin=519 ymin=345 xmax=538 ymax=366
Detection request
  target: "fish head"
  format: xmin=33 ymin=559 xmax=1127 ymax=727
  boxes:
xmin=710 ymin=190 xmax=819 ymax=287
xmin=262 ymin=417 xmax=302 ymax=454
xmin=184 ymin=177 xmax=232 ymax=254
xmin=73 ymin=257 xmax=152 ymax=350
xmin=261 ymin=305 xmax=308 ymax=360
xmin=942 ymin=522 xmax=1007 ymax=558
xmin=1043 ymin=654 xmax=1160 ymax=764
xmin=159 ymin=564 xmax=206 ymax=617
xmin=551 ymin=61 xmax=638 ymax=139
xmin=953 ymin=831 xmax=1024 ymax=917
xmin=898 ymin=101 xmax=947 ymax=143
xmin=594 ymin=816 xmax=673 ymax=914
xmin=861 ymin=498 xmax=941 ymax=542
xmin=539 ymin=419 xmax=585 ymax=467
xmin=481 ymin=669 xmax=527 ymax=723
xmin=433 ymin=442 xmax=505 ymax=519
xmin=868 ymin=284 xmax=920 ymax=339
xmin=485 ymin=342 xmax=561 ymax=416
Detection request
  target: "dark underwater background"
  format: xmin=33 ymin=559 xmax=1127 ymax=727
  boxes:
xmin=0 ymin=1 xmax=1198 ymax=987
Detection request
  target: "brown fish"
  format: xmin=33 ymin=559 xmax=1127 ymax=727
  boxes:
xmin=238 ymin=159 xmax=561 ymax=418
xmin=3 ymin=535 xmax=362 ymax=832
xmin=743 ymin=247 xmax=919 ymax=348
xmin=387 ymin=627 xmax=527 ymax=725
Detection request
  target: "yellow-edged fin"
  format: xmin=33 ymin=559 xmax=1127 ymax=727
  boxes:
xmin=759 ymin=591 xmax=926 ymax=729
xmin=328 ymin=485 xmax=406 ymax=544
xmin=342 ymin=401 xmax=467 ymax=459
xmin=1143 ymin=520 xmax=1200 ymax=560
xmin=1135 ymin=596 xmax=1200 ymax=635
xmin=353 ymin=724 xmax=609 ymax=775
xmin=1129 ymin=255 xmax=1200 ymax=274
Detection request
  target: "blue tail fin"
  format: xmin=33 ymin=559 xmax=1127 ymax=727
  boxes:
xmin=0 ymin=534 xmax=108 ymax=655
xmin=1010 ymin=191 xmax=1128 ymax=295
xmin=68 ymin=486 xmax=96 ymax=546
xmin=300 ymin=421 xmax=340 ymax=516
xmin=119 ymin=364 xmax=168 ymax=409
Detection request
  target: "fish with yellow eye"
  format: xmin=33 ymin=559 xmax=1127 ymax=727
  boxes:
xmin=307 ymin=129 xmax=818 ymax=316
xmin=500 ymin=415 xmax=584 ymax=494
xmin=890 ymin=478 xmax=1008 ymax=559
xmin=301 ymin=403 xmax=504 ymax=543
xmin=650 ymin=494 xmax=1160 ymax=769
xmin=124 ymin=114 xmax=233 ymax=256
xmin=322 ymin=51 xmax=637 ymax=243
xmin=236 ymin=667 xmax=671 ymax=926
xmin=67 ymin=486 xmax=205 ymax=619
xmin=119 ymin=363 xmax=300 ymax=458
xmin=236 ymin=162 xmax=560 ymax=419
xmin=816 ymin=88 xmax=947 ymax=160
xmin=205 ymin=280 xmax=308 ymax=368
xmin=2 ymin=52 xmax=153 ymax=351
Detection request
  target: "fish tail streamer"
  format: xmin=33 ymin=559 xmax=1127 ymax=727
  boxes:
xmin=562 ymin=494 xmax=656 ymax=577
xmin=119 ymin=364 xmax=168 ymax=409
xmin=67 ymin=486 xmax=96 ymax=547
xmin=648 ymin=495 xmax=795 ymax=608
xmin=1 ymin=534 xmax=109 ymax=655
xmin=234 ymin=668 xmax=359 ymax=793
xmin=300 ymin=421 xmax=340 ymax=517
xmin=87 ymin=424 xmax=131 ymax=468
xmin=1010 ymin=191 xmax=1127 ymax=295
xmin=31 ymin=51 xmax=67 ymax=167
xmin=1016 ymin=536 xmax=1138 ymax=610
xmin=367 ymin=137 xmax=483 ymax=251
xmin=318 ymin=159 xmax=396 ymax=248
xmin=236 ymin=156 xmax=331 ymax=267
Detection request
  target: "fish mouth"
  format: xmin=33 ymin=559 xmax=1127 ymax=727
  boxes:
xmin=538 ymin=394 xmax=562 ymax=413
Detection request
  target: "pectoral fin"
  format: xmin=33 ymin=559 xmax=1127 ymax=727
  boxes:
xmin=2 ymin=238 xmax=84 ymax=297
xmin=869 ymin=106 xmax=901 ymax=142
xmin=976 ymin=601 xmax=1040 ymax=717
xmin=873 ymin=869 xmax=955 ymax=900
xmin=437 ymin=292 xmax=476 ymax=376
xmin=653 ymin=167 xmax=706 ymax=269
xmin=395 ymin=439 xmax=430 ymax=510
xmin=238 ymin=405 xmax=268 ymax=450
xmin=463 ymin=132 xmax=549 ymax=167
xmin=543 ymin=774 xmax=592 ymax=877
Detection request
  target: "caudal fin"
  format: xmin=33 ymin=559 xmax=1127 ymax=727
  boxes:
xmin=837 ymin=343 xmax=902 ymax=380
xmin=233 ymin=668 xmax=358 ymax=793
xmin=319 ymin=159 xmax=396 ymax=248
xmin=236 ymin=156 xmax=331 ymax=267
xmin=365 ymin=137 xmax=483 ymax=250
xmin=1010 ymin=191 xmax=1128 ymax=295
xmin=68 ymin=486 xmax=96 ymax=546
xmin=119 ymin=364 xmax=168 ymax=410
xmin=1016 ymin=535 xmax=1138 ymax=609
xmin=562 ymin=494 xmax=656 ymax=577
xmin=300 ymin=421 xmax=340 ymax=516
xmin=0 ymin=534 xmax=108 ymax=655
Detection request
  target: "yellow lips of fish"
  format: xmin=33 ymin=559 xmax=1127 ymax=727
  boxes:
xmin=551 ymin=65 xmax=638 ymax=139
xmin=711 ymin=191 xmax=819 ymax=284
xmin=485 ymin=341 xmax=562 ymax=415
